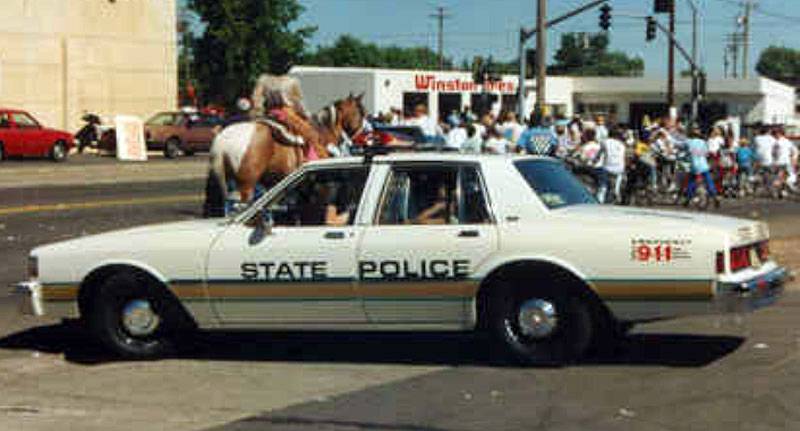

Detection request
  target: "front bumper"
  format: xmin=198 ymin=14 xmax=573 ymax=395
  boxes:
xmin=715 ymin=264 xmax=790 ymax=313
xmin=12 ymin=280 xmax=44 ymax=316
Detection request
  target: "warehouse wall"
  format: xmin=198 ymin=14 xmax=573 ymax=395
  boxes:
xmin=0 ymin=0 xmax=177 ymax=131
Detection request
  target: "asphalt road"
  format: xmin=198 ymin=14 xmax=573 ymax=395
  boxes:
xmin=0 ymin=179 xmax=799 ymax=430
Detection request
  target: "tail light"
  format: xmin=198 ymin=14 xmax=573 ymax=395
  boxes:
xmin=730 ymin=247 xmax=751 ymax=272
xmin=716 ymin=252 xmax=725 ymax=274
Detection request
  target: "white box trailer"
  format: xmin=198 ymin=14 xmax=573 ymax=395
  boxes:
xmin=290 ymin=66 xmax=525 ymax=124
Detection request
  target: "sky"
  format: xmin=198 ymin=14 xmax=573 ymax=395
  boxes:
xmin=287 ymin=0 xmax=800 ymax=79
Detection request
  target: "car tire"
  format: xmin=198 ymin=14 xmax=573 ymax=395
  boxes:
xmin=51 ymin=142 xmax=67 ymax=162
xmin=488 ymin=282 xmax=594 ymax=366
xmin=164 ymin=138 xmax=181 ymax=159
xmin=89 ymin=272 xmax=177 ymax=360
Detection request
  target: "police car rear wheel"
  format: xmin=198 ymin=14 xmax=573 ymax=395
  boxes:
xmin=90 ymin=273 xmax=175 ymax=360
xmin=490 ymin=284 xmax=593 ymax=366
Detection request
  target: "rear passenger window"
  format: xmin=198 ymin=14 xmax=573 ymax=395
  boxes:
xmin=378 ymin=165 xmax=491 ymax=225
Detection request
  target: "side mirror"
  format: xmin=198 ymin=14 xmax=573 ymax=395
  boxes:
xmin=249 ymin=208 xmax=274 ymax=245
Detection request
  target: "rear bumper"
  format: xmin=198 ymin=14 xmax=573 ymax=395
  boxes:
xmin=714 ymin=264 xmax=789 ymax=313
xmin=606 ymin=263 xmax=790 ymax=321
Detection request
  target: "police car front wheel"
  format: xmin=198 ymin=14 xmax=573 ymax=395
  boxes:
xmin=489 ymin=283 xmax=594 ymax=366
xmin=89 ymin=273 xmax=177 ymax=360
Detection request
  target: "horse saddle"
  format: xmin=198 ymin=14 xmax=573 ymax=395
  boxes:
xmin=255 ymin=114 xmax=305 ymax=148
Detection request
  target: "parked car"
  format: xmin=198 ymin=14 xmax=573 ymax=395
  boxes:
xmin=0 ymin=109 xmax=74 ymax=162
xmin=14 ymin=153 xmax=787 ymax=363
xmin=144 ymin=111 xmax=223 ymax=158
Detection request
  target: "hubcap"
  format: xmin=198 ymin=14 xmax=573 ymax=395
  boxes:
xmin=54 ymin=145 xmax=64 ymax=158
xmin=517 ymin=299 xmax=558 ymax=338
xmin=121 ymin=299 xmax=160 ymax=337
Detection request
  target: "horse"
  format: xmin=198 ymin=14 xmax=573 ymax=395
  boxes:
xmin=203 ymin=94 xmax=366 ymax=217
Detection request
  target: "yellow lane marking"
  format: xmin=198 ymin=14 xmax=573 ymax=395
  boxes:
xmin=0 ymin=194 xmax=203 ymax=216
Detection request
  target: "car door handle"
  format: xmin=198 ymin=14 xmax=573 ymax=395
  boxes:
xmin=457 ymin=230 xmax=480 ymax=238
xmin=324 ymin=231 xmax=346 ymax=240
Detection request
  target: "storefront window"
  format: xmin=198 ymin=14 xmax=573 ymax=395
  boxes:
xmin=438 ymin=93 xmax=462 ymax=122
xmin=403 ymin=92 xmax=429 ymax=117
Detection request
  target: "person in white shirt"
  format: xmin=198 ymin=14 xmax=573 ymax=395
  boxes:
xmin=404 ymin=104 xmax=441 ymax=138
xmin=774 ymin=129 xmax=797 ymax=190
xmin=707 ymin=127 xmax=724 ymax=156
xmin=498 ymin=112 xmax=525 ymax=149
xmin=602 ymin=128 xmax=627 ymax=203
xmin=461 ymin=124 xmax=483 ymax=154
xmin=754 ymin=127 xmax=776 ymax=170
xmin=577 ymin=128 xmax=607 ymax=202
xmin=594 ymin=115 xmax=609 ymax=144
xmin=484 ymin=127 xmax=510 ymax=154
xmin=445 ymin=122 xmax=467 ymax=152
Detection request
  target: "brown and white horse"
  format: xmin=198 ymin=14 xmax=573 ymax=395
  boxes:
xmin=204 ymin=94 xmax=366 ymax=217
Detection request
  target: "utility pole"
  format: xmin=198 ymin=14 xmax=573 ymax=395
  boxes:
xmin=723 ymin=47 xmax=729 ymax=79
xmin=535 ymin=0 xmax=547 ymax=123
xmin=430 ymin=6 xmax=451 ymax=70
xmin=741 ymin=0 xmax=754 ymax=79
xmin=667 ymin=0 xmax=676 ymax=118
xmin=516 ymin=0 xmax=608 ymax=119
xmin=729 ymin=33 xmax=739 ymax=79
xmin=686 ymin=0 xmax=699 ymax=124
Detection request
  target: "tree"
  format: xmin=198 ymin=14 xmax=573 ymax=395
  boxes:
xmin=188 ymin=0 xmax=315 ymax=107
xmin=756 ymin=46 xmax=800 ymax=86
xmin=303 ymin=35 xmax=451 ymax=70
xmin=547 ymin=33 xmax=644 ymax=77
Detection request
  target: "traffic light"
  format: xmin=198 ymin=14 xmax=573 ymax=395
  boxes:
xmin=599 ymin=4 xmax=612 ymax=31
xmin=646 ymin=16 xmax=657 ymax=41
xmin=654 ymin=0 xmax=674 ymax=14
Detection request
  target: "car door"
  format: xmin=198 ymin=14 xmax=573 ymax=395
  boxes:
xmin=0 ymin=112 xmax=22 ymax=155
xmin=205 ymin=165 xmax=372 ymax=326
xmin=357 ymin=163 xmax=499 ymax=328
xmin=11 ymin=112 xmax=45 ymax=155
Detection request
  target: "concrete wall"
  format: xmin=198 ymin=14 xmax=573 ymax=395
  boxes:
xmin=0 ymin=0 xmax=177 ymax=131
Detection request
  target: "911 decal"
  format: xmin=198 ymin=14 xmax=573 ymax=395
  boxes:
xmin=630 ymin=238 xmax=692 ymax=263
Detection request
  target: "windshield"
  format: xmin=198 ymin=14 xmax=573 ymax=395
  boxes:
xmin=514 ymin=159 xmax=597 ymax=209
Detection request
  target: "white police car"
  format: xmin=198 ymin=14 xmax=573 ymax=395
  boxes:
xmin=14 ymin=153 xmax=788 ymax=363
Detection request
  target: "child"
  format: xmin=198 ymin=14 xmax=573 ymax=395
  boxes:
xmin=736 ymin=138 xmax=755 ymax=191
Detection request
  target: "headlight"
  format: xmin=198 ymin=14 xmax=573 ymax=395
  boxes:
xmin=27 ymin=255 xmax=38 ymax=279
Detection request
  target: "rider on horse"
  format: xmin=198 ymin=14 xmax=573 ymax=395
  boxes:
xmin=251 ymin=74 xmax=323 ymax=162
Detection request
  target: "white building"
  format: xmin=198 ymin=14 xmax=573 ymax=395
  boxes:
xmin=291 ymin=66 xmax=796 ymax=127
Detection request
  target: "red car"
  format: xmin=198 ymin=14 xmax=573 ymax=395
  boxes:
xmin=0 ymin=109 xmax=74 ymax=162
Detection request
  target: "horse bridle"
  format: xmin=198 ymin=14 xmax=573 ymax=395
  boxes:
xmin=326 ymin=103 xmax=364 ymax=146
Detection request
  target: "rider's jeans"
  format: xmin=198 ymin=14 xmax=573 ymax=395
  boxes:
xmin=605 ymin=171 xmax=624 ymax=203
xmin=595 ymin=168 xmax=609 ymax=203
xmin=686 ymin=170 xmax=717 ymax=199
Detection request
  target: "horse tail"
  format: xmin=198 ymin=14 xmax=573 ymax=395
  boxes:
xmin=203 ymin=138 xmax=228 ymax=218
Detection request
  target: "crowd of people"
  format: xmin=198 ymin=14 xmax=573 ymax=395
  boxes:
xmin=372 ymin=103 xmax=800 ymax=207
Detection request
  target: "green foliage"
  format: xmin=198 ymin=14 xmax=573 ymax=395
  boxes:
xmin=188 ymin=0 xmax=315 ymax=107
xmin=547 ymin=33 xmax=644 ymax=77
xmin=303 ymin=35 xmax=451 ymax=70
xmin=756 ymin=46 xmax=800 ymax=86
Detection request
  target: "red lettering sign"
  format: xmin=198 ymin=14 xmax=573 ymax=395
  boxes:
xmin=413 ymin=74 xmax=514 ymax=94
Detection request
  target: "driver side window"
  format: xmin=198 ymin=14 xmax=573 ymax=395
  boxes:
xmin=267 ymin=167 xmax=369 ymax=227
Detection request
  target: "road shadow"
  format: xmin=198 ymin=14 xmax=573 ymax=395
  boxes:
xmin=0 ymin=321 xmax=743 ymax=368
